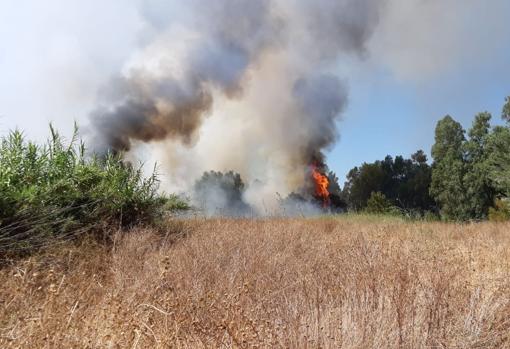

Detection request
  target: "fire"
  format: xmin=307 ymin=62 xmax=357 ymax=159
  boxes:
xmin=311 ymin=165 xmax=330 ymax=207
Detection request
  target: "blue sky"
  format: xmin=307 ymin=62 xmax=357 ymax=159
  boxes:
xmin=330 ymin=60 xmax=510 ymax=182
xmin=1 ymin=0 xmax=509 ymax=184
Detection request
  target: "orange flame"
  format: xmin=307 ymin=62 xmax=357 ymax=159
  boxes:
xmin=311 ymin=165 xmax=330 ymax=207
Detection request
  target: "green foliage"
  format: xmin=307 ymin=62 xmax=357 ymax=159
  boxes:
xmin=502 ymin=96 xmax=510 ymax=123
xmin=462 ymin=112 xmax=495 ymax=219
xmin=488 ymin=199 xmax=510 ymax=222
xmin=163 ymin=194 xmax=191 ymax=211
xmin=429 ymin=105 xmax=510 ymax=221
xmin=326 ymin=171 xmax=347 ymax=211
xmin=423 ymin=211 xmax=440 ymax=222
xmin=431 ymin=115 xmax=466 ymax=161
xmin=343 ymin=163 xmax=385 ymax=210
xmin=430 ymin=116 xmax=472 ymax=220
xmin=365 ymin=192 xmax=392 ymax=214
xmin=486 ymin=126 xmax=510 ymax=196
xmin=0 ymin=125 xmax=186 ymax=255
xmin=411 ymin=150 xmax=427 ymax=164
xmin=343 ymin=151 xmax=435 ymax=214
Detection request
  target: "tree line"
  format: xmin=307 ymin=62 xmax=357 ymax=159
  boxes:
xmin=339 ymin=96 xmax=510 ymax=221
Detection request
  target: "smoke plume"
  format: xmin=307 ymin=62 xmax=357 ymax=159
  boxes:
xmin=89 ymin=0 xmax=385 ymax=212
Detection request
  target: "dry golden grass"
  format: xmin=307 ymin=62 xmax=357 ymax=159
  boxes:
xmin=1 ymin=216 xmax=510 ymax=348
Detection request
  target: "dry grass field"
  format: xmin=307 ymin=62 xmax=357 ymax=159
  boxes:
xmin=1 ymin=216 xmax=510 ymax=348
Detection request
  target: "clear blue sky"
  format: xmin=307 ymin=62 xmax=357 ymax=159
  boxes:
xmin=1 ymin=0 xmax=509 ymax=183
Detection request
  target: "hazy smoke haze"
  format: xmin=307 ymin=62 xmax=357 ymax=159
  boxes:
xmin=88 ymin=0 xmax=385 ymax=212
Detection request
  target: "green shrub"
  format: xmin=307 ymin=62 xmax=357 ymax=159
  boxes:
xmin=0 ymin=125 xmax=187 ymax=255
xmin=365 ymin=192 xmax=392 ymax=214
xmin=423 ymin=210 xmax=440 ymax=222
xmin=488 ymin=198 xmax=510 ymax=222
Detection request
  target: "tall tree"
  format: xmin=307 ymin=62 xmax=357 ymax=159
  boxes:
xmin=343 ymin=163 xmax=386 ymax=210
xmin=405 ymin=150 xmax=435 ymax=211
xmin=430 ymin=115 xmax=470 ymax=220
xmin=463 ymin=112 xmax=495 ymax=219
xmin=486 ymin=126 xmax=510 ymax=196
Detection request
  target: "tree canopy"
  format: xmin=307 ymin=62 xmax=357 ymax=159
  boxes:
xmin=341 ymin=96 xmax=510 ymax=221
xmin=342 ymin=151 xmax=435 ymax=215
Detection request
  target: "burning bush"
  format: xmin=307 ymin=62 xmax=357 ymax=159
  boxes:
xmin=278 ymin=162 xmax=346 ymax=215
xmin=311 ymin=164 xmax=330 ymax=207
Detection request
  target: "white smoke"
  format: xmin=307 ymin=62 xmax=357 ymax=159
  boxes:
xmin=89 ymin=0 xmax=385 ymax=213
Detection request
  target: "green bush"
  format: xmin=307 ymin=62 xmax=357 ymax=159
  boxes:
xmin=488 ymin=198 xmax=510 ymax=222
xmin=0 ymin=125 xmax=187 ymax=255
xmin=423 ymin=210 xmax=440 ymax=222
xmin=365 ymin=192 xmax=392 ymax=214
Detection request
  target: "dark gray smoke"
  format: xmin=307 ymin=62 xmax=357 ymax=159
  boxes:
xmin=90 ymin=0 xmax=281 ymax=153
xmin=293 ymin=74 xmax=348 ymax=162
xmin=91 ymin=75 xmax=212 ymax=152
